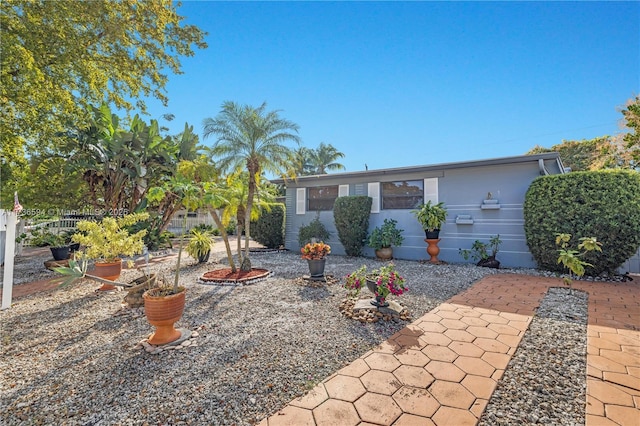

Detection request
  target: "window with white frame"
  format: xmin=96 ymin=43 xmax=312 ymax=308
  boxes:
xmin=381 ymin=180 xmax=424 ymax=209
xmin=307 ymin=185 xmax=339 ymax=211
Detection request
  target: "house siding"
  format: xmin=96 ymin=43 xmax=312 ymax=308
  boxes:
xmin=276 ymin=153 xmax=638 ymax=273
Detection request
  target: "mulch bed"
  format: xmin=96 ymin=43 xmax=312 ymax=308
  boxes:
xmin=199 ymin=268 xmax=272 ymax=285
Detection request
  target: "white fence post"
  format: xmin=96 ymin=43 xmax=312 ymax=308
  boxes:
xmin=2 ymin=210 xmax=17 ymax=310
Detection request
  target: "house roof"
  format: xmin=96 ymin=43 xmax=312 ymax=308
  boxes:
xmin=271 ymin=152 xmax=564 ymax=185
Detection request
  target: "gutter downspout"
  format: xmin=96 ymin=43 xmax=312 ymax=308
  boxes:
xmin=538 ymin=159 xmax=549 ymax=176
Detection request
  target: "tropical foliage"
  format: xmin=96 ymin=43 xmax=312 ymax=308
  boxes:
xmin=0 ymin=0 xmax=206 ymax=169
xmin=72 ymin=213 xmax=149 ymax=263
xmin=203 ymin=101 xmax=300 ymax=270
xmin=344 ymin=263 xmax=407 ymax=303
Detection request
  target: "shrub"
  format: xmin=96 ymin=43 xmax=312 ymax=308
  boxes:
xmin=298 ymin=213 xmax=331 ymax=246
xmin=524 ymin=170 xmax=640 ymax=275
xmin=251 ymin=204 xmax=285 ymax=249
xmin=333 ymin=196 xmax=372 ymax=256
xmin=190 ymin=223 xmax=215 ymax=235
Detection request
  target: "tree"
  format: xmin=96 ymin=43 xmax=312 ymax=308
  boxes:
xmin=527 ymin=136 xmax=635 ymax=171
xmin=620 ymin=95 xmax=640 ymax=167
xmin=202 ymin=101 xmax=300 ymax=271
xmin=309 ymin=142 xmax=346 ymax=174
xmin=0 ymin=0 xmax=207 ymax=163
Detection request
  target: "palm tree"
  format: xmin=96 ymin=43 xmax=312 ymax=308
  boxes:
xmin=309 ymin=142 xmax=345 ymax=174
xmin=202 ymin=101 xmax=300 ymax=271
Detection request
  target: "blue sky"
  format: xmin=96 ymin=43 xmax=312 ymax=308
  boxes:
xmin=143 ymin=1 xmax=639 ymax=172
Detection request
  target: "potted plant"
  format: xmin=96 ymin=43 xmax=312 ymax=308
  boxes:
xmin=47 ymin=233 xmax=71 ymax=261
xmin=411 ymin=200 xmax=448 ymax=239
xmin=71 ymin=213 xmax=149 ymax=290
xmin=367 ymin=218 xmax=404 ymax=260
xmin=300 ymin=241 xmax=331 ymax=278
xmin=344 ymin=263 xmax=407 ymax=308
xmin=186 ymin=229 xmax=213 ymax=263
xmin=459 ymin=234 xmax=502 ymax=268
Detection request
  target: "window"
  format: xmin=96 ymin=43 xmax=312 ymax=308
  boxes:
xmin=381 ymin=180 xmax=424 ymax=209
xmin=308 ymin=186 xmax=339 ymax=211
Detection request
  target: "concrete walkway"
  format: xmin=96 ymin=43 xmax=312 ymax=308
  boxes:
xmin=260 ymin=274 xmax=640 ymax=426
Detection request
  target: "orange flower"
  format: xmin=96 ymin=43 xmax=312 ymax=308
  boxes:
xmin=300 ymin=242 xmax=331 ymax=260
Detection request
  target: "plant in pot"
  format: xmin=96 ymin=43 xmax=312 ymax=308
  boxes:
xmin=71 ymin=213 xmax=149 ymax=290
xmin=459 ymin=234 xmax=502 ymax=268
xmin=367 ymin=218 xmax=404 ymax=260
xmin=344 ymin=263 xmax=407 ymax=308
xmin=47 ymin=233 xmax=71 ymax=261
xmin=186 ymin=229 xmax=213 ymax=263
xmin=411 ymin=200 xmax=448 ymax=239
xmin=300 ymin=241 xmax=331 ymax=278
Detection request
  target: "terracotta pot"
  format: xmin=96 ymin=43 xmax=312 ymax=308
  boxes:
xmin=143 ymin=289 xmax=186 ymax=345
xmin=92 ymin=259 xmax=122 ymax=291
xmin=425 ymin=238 xmax=441 ymax=264
xmin=374 ymin=247 xmax=393 ymax=260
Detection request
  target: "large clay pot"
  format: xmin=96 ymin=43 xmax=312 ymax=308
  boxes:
xmin=307 ymin=258 xmax=326 ymax=278
xmin=425 ymin=238 xmax=441 ymax=264
xmin=143 ymin=288 xmax=186 ymax=345
xmin=374 ymin=247 xmax=393 ymax=261
xmin=92 ymin=259 xmax=122 ymax=291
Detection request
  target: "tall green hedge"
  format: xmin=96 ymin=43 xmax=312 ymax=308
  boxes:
xmin=250 ymin=204 xmax=285 ymax=249
xmin=333 ymin=196 xmax=372 ymax=256
xmin=524 ymin=170 xmax=640 ymax=275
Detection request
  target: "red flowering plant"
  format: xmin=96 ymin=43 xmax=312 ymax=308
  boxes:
xmin=300 ymin=241 xmax=331 ymax=260
xmin=344 ymin=263 xmax=407 ymax=303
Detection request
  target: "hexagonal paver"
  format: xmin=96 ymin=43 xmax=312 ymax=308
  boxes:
xmin=373 ymin=340 xmax=403 ymax=354
xmin=439 ymin=319 xmax=468 ymax=330
xmin=354 ymin=393 xmax=403 ymax=425
xmin=419 ymin=331 xmax=452 ymax=347
xmin=460 ymin=316 xmax=489 ymax=327
xmin=312 ymin=399 xmax=360 ymax=426
xmin=481 ymin=352 xmax=511 ymax=370
xmin=324 ymin=374 xmax=367 ymax=402
xmin=393 ymin=365 xmax=435 ymax=388
xmin=454 ymin=356 xmax=496 ymax=377
xmin=444 ymin=329 xmax=475 ymax=343
xmin=394 ymin=413 xmax=436 ymax=426
xmin=338 ymin=358 xmax=370 ymax=378
xmin=361 ymin=369 xmax=402 ymax=395
xmin=417 ymin=321 xmax=447 ymax=333
xmin=479 ymin=313 xmax=509 ymax=325
xmin=466 ymin=326 xmax=498 ymax=339
xmin=364 ymin=352 xmax=402 ymax=372
xmin=453 ymin=307 xmax=482 ymax=318
xmin=393 ymin=386 xmax=440 ymax=417
xmin=268 ymin=405 xmax=315 ymax=426
xmin=488 ymin=323 xmax=520 ymax=336
xmin=436 ymin=310 xmax=462 ymax=320
xmin=430 ymin=381 xmax=476 ymax=409
xmin=432 ymin=406 xmax=478 ymax=426
xmin=394 ymin=349 xmax=430 ymax=367
xmin=394 ymin=334 xmax=428 ymax=349
xmin=424 ymin=361 xmax=466 ymax=382
xmin=290 ymin=383 xmax=329 ymax=409
xmin=461 ymin=374 xmax=497 ymax=400
xmin=422 ymin=345 xmax=458 ymax=362
xmin=473 ymin=337 xmax=510 ymax=354
xmin=449 ymin=341 xmax=485 ymax=357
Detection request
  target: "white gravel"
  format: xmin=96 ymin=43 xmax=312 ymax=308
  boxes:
xmin=0 ymin=248 xmax=592 ymax=425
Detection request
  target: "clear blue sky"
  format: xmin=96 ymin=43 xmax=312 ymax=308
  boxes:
xmin=143 ymin=1 xmax=639 ymax=172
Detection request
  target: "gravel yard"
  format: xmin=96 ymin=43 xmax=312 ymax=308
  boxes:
xmin=1 ymin=245 xmax=589 ymax=425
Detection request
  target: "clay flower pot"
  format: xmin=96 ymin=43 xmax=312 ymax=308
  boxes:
xmin=143 ymin=288 xmax=186 ymax=345
xmin=92 ymin=259 xmax=122 ymax=291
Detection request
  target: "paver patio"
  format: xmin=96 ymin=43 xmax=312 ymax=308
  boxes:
xmin=260 ymin=274 xmax=640 ymax=426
